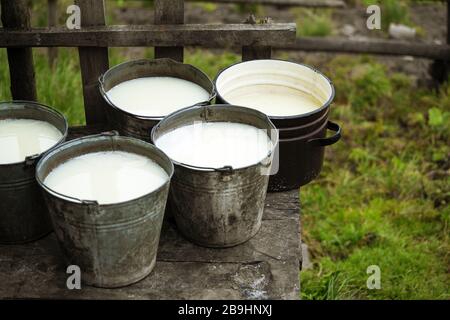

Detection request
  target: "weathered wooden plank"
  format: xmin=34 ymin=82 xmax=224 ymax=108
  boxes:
xmin=241 ymin=16 xmax=272 ymax=60
xmin=187 ymin=0 xmax=346 ymax=8
xmin=76 ymin=0 xmax=110 ymax=125
xmin=0 ymin=190 xmax=301 ymax=300
xmin=154 ymin=0 xmax=184 ymax=62
xmin=0 ymin=24 xmax=297 ymax=48
xmin=279 ymin=37 xmax=450 ymax=60
xmin=0 ymin=0 xmax=37 ymax=101
xmin=2 ymin=26 xmax=449 ymax=61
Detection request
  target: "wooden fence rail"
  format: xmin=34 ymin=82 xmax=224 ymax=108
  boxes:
xmin=186 ymin=0 xmax=346 ymax=8
xmin=0 ymin=0 xmax=295 ymax=125
xmin=0 ymin=24 xmax=297 ymax=48
xmin=280 ymin=37 xmax=450 ymax=61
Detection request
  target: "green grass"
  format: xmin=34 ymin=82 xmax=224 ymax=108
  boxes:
xmin=293 ymin=8 xmax=334 ymax=37
xmin=192 ymin=2 xmax=218 ymax=13
xmin=300 ymin=55 xmax=449 ymax=300
xmin=0 ymin=48 xmax=85 ymax=125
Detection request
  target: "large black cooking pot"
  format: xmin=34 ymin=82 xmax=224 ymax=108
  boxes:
xmin=215 ymin=59 xmax=341 ymax=192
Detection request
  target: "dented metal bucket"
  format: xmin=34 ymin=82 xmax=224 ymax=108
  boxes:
xmin=99 ymin=58 xmax=216 ymax=141
xmin=35 ymin=133 xmax=174 ymax=288
xmin=151 ymin=105 xmax=278 ymax=248
xmin=0 ymin=101 xmax=67 ymax=244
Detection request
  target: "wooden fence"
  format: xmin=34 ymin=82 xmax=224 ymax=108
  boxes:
xmin=186 ymin=0 xmax=346 ymax=8
xmin=0 ymin=0 xmax=296 ymax=129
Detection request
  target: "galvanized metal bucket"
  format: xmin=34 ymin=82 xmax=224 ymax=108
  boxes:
xmin=0 ymin=101 xmax=68 ymax=244
xmin=99 ymin=58 xmax=216 ymax=141
xmin=215 ymin=59 xmax=342 ymax=192
xmin=151 ymin=105 xmax=278 ymax=248
xmin=35 ymin=132 xmax=174 ymax=288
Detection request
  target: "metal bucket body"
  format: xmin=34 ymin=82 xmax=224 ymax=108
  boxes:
xmin=0 ymin=101 xmax=68 ymax=244
xmin=99 ymin=58 xmax=216 ymax=141
xmin=36 ymin=133 xmax=174 ymax=287
xmin=152 ymin=105 xmax=278 ymax=248
xmin=215 ymin=59 xmax=342 ymax=192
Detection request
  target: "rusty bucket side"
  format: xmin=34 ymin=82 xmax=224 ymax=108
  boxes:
xmin=36 ymin=133 xmax=174 ymax=287
xmin=152 ymin=105 xmax=278 ymax=248
xmin=0 ymin=101 xmax=68 ymax=244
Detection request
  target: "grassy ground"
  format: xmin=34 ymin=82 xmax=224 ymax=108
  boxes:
xmin=0 ymin=0 xmax=448 ymax=300
xmin=300 ymin=55 xmax=449 ymax=299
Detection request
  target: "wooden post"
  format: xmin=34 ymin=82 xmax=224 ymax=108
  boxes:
xmin=435 ymin=0 xmax=450 ymax=84
xmin=47 ymin=0 xmax=58 ymax=68
xmin=0 ymin=0 xmax=37 ymax=101
xmin=242 ymin=17 xmax=272 ymax=61
xmin=448 ymin=0 xmax=450 ymax=45
xmin=430 ymin=0 xmax=450 ymax=84
xmin=154 ymin=0 xmax=184 ymax=62
xmin=76 ymin=0 xmax=110 ymax=125
xmin=242 ymin=46 xmax=272 ymax=61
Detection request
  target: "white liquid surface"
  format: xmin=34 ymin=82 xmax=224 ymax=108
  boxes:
xmin=44 ymin=151 xmax=168 ymax=205
xmin=222 ymin=85 xmax=323 ymax=117
xmin=155 ymin=122 xmax=272 ymax=169
xmin=215 ymin=60 xmax=333 ymax=117
xmin=0 ymin=119 xmax=63 ymax=164
xmin=106 ymin=77 xmax=210 ymax=117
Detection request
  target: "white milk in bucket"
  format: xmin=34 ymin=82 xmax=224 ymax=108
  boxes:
xmin=215 ymin=60 xmax=333 ymax=117
xmin=106 ymin=77 xmax=210 ymax=117
xmin=0 ymin=119 xmax=63 ymax=164
xmin=44 ymin=151 xmax=168 ymax=204
xmin=155 ymin=122 xmax=273 ymax=169
xmin=222 ymin=85 xmax=323 ymax=116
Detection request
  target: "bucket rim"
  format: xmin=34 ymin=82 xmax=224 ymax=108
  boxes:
xmin=98 ymin=58 xmax=217 ymax=120
xmin=151 ymin=104 xmax=279 ymax=173
xmin=0 ymin=100 xmax=69 ymax=167
xmin=35 ymin=132 xmax=175 ymax=207
xmin=214 ymin=58 xmax=336 ymax=120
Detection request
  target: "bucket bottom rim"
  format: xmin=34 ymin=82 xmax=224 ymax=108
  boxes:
xmin=175 ymin=220 xmax=262 ymax=249
xmin=80 ymin=255 xmax=156 ymax=289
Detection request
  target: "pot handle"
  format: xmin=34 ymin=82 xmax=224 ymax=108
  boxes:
xmin=308 ymin=121 xmax=342 ymax=147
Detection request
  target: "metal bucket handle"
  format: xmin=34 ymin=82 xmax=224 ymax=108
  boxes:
xmin=35 ymin=131 xmax=120 ymax=208
xmin=307 ymin=121 xmax=342 ymax=147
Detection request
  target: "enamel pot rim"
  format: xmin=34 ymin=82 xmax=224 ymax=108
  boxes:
xmin=214 ymin=58 xmax=336 ymax=121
